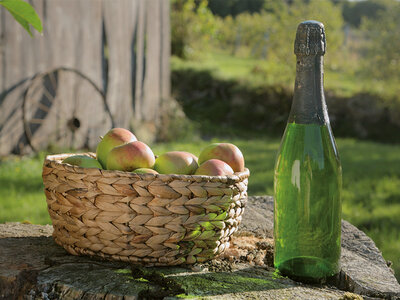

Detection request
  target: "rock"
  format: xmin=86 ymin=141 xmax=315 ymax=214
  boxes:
xmin=237 ymin=196 xmax=274 ymax=238
xmin=0 ymin=196 xmax=399 ymax=300
xmin=0 ymin=222 xmax=53 ymax=238
xmin=338 ymin=222 xmax=400 ymax=299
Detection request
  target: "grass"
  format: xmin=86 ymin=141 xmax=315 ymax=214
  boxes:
xmin=172 ymin=52 xmax=289 ymax=87
xmin=172 ymin=51 xmax=400 ymax=98
xmin=0 ymin=152 xmax=51 ymax=224
xmin=0 ymin=137 xmax=399 ymax=281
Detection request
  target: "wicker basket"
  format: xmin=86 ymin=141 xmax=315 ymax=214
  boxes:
xmin=42 ymin=153 xmax=249 ymax=266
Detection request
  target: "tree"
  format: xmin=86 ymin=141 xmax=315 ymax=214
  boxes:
xmin=261 ymin=0 xmax=344 ymax=72
xmin=360 ymin=1 xmax=400 ymax=79
xmin=342 ymin=0 xmax=386 ymax=28
xmin=171 ymin=0 xmax=216 ymax=58
xmin=207 ymin=0 xmax=265 ymax=17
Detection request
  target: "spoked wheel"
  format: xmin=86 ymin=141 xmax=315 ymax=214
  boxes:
xmin=23 ymin=67 xmax=114 ymax=152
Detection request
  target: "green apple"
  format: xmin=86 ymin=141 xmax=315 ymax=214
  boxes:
xmin=154 ymin=151 xmax=198 ymax=175
xmin=194 ymin=159 xmax=234 ymax=176
xmin=62 ymin=155 xmax=102 ymax=169
xmin=132 ymin=168 xmax=159 ymax=174
xmin=106 ymin=141 xmax=155 ymax=171
xmin=198 ymin=143 xmax=244 ymax=172
xmin=96 ymin=128 xmax=137 ymax=168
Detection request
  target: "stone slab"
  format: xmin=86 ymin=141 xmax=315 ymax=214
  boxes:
xmin=0 ymin=196 xmax=399 ymax=299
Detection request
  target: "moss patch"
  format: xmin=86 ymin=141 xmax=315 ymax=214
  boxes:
xmin=169 ymin=269 xmax=284 ymax=297
xmin=130 ymin=266 xmax=186 ymax=299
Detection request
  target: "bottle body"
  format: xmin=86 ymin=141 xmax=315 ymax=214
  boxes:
xmin=274 ymin=122 xmax=342 ymax=281
xmin=273 ymin=21 xmax=342 ymax=282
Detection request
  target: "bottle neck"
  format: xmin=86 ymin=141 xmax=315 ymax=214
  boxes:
xmin=288 ymin=55 xmax=329 ymax=125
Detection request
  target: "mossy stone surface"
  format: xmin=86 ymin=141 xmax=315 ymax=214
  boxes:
xmin=1 ymin=196 xmax=399 ymax=299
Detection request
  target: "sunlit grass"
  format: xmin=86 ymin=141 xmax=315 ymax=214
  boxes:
xmin=0 ymin=153 xmax=51 ymax=224
xmin=172 ymin=51 xmax=400 ymax=98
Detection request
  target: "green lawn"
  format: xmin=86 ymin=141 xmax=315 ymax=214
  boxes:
xmin=172 ymin=51 xmax=400 ymax=98
xmin=0 ymin=137 xmax=399 ymax=281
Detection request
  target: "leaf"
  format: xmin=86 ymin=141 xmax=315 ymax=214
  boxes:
xmin=7 ymin=9 xmax=32 ymax=36
xmin=0 ymin=0 xmax=43 ymax=37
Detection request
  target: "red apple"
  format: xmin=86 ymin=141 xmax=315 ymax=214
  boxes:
xmin=194 ymin=159 xmax=234 ymax=176
xmin=154 ymin=151 xmax=198 ymax=175
xmin=96 ymin=128 xmax=137 ymax=168
xmin=106 ymin=141 xmax=155 ymax=171
xmin=198 ymin=143 xmax=244 ymax=172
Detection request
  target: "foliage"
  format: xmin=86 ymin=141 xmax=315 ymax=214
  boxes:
xmin=170 ymin=0 xmax=345 ymax=67
xmin=360 ymin=1 xmax=400 ymax=80
xmin=0 ymin=0 xmax=42 ymax=36
xmin=171 ymin=64 xmax=400 ymax=142
xmin=279 ymin=0 xmax=344 ymax=70
xmin=170 ymin=0 xmax=400 ymax=142
xmin=342 ymin=0 xmax=386 ymax=28
xmin=171 ymin=0 xmax=217 ymax=58
xmin=1 ymin=138 xmax=400 ymax=281
xmin=207 ymin=0 xmax=265 ymax=17
xmin=171 ymin=0 xmax=400 ymax=89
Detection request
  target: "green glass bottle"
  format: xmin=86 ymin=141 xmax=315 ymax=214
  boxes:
xmin=273 ymin=21 xmax=342 ymax=282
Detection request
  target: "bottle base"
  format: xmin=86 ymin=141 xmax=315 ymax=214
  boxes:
xmin=276 ymin=256 xmax=339 ymax=284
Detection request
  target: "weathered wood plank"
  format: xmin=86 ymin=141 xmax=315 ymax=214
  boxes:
xmin=131 ymin=0 xmax=167 ymax=142
xmin=160 ymin=0 xmax=171 ymax=102
xmin=46 ymin=1 xmax=104 ymax=149
xmin=37 ymin=0 xmax=105 ymax=150
xmin=0 ymin=1 xmax=38 ymax=154
xmin=62 ymin=0 xmax=108 ymax=149
xmin=134 ymin=0 xmax=146 ymax=122
xmin=0 ymin=8 xmax=5 ymax=94
xmin=142 ymin=0 xmax=162 ymax=123
xmin=0 ymin=0 xmax=47 ymax=151
xmin=103 ymin=0 xmax=137 ymax=129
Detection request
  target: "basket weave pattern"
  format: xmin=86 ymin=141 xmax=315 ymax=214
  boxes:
xmin=42 ymin=153 xmax=249 ymax=266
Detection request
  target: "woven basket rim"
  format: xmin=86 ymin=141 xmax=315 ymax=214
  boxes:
xmin=44 ymin=152 xmax=250 ymax=183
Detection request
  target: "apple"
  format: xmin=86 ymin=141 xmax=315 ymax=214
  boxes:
xmin=96 ymin=128 xmax=137 ymax=168
xmin=194 ymin=159 xmax=234 ymax=176
xmin=154 ymin=151 xmax=198 ymax=175
xmin=198 ymin=143 xmax=244 ymax=172
xmin=62 ymin=155 xmax=102 ymax=169
xmin=106 ymin=141 xmax=155 ymax=171
xmin=132 ymin=168 xmax=159 ymax=174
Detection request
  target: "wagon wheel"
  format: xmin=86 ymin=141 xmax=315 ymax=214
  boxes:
xmin=23 ymin=67 xmax=114 ymax=152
